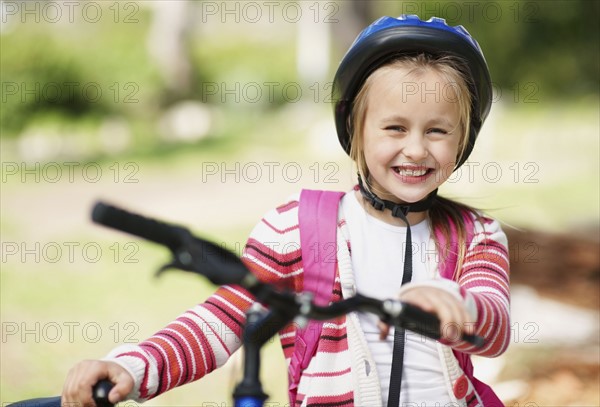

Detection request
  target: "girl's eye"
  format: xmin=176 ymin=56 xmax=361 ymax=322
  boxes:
xmin=428 ymin=128 xmax=449 ymax=135
xmin=384 ymin=126 xmax=406 ymax=132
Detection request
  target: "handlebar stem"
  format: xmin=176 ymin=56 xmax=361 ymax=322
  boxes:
xmin=232 ymin=304 xmax=270 ymax=405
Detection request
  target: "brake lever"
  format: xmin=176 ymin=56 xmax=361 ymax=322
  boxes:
xmin=155 ymin=249 xmax=193 ymax=278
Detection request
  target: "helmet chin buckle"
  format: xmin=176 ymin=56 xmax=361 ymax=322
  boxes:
xmin=392 ymin=205 xmax=410 ymax=218
xmin=371 ymin=196 xmax=386 ymax=211
xmin=357 ymin=175 xmax=437 ymax=218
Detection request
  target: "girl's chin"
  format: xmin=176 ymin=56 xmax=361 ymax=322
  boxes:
xmin=369 ymin=177 xmax=438 ymax=204
xmin=382 ymin=183 xmax=436 ymax=203
xmin=381 ymin=190 xmax=433 ymax=205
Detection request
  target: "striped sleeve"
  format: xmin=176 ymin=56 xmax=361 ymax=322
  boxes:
xmin=105 ymin=195 xmax=304 ymax=401
xmin=242 ymin=196 xmax=303 ymax=292
xmin=105 ymin=284 xmax=255 ymax=401
xmin=453 ymin=216 xmax=511 ymax=357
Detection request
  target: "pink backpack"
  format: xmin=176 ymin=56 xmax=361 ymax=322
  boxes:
xmin=288 ymin=189 xmax=502 ymax=406
xmin=288 ymin=189 xmax=344 ymax=404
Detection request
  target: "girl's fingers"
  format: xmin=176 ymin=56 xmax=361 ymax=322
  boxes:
xmin=400 ymin=287 xmax=473 ymax=342
xmin=378 ymin=321 xmax=391 ymax=340
xmin=62 ymin=360 xmax=133 ymax=406
xmin=108 ymin=367 xmax=134 ymax=404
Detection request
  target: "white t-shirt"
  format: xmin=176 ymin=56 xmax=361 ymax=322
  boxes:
xmin=342 ymin=192 xmax=452 ymax=406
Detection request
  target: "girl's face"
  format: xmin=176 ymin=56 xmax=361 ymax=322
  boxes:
xmin=362 ymin=67 xmax=462 ymax=204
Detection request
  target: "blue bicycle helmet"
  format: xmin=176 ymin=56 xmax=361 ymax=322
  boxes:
xmin=332 ymin=15 xmax=493 ymax=168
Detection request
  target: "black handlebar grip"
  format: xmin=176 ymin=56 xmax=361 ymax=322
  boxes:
xmin=92 ymin=379 xmax=115 ymax=407
xmin=462 ymin=333 xmax=485 ymax=348
xmin=400 ymin=303 xmax=484 ymax=347
xmin=399 ymin=302 xmax=442 ymax=340
xmin=92 ymin=202 xmax=189 ymax=251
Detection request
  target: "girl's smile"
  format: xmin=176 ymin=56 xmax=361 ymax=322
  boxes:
xmin=392 ymin=164 xmax=435 ymax=184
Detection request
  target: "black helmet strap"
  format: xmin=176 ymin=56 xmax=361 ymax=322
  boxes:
xmin=357 ymin=175 xmax=437 ymax=216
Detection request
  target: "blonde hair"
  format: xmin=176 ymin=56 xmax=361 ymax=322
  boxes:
xmin=348 ymin=53 xmax=480 ymax=279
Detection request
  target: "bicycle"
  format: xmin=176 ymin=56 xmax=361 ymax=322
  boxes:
xmin=10 ymin=201 xmax=483 ymax=407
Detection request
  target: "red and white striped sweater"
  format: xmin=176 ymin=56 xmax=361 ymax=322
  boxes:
xmin=106 ymin=192 xmax=510 ymax=406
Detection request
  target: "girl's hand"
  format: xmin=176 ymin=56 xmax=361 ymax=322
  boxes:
xmin=62 ymin=360 xmax=134 ymax=406
xmin=379 ymin=286 xmax=476 ymax=342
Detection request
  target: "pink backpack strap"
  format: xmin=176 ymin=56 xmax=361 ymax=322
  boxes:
xmin=288 ymin=189 xmax=344 ymax=405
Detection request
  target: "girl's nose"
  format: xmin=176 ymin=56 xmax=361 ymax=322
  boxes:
xmin=401 ymin=133 xmax=428 ymax=160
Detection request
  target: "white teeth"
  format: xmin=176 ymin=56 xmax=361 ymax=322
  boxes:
xmin=395 ymin=168 xmax=428 ymax=177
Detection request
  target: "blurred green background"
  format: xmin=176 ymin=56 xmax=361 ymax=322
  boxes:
xmin=1 ymin=1 xmax=599 ymax=406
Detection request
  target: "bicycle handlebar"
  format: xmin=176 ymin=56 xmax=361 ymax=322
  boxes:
xmin=91 ymin=201 xmax=484 ymax=347
xmin=297 ymin=294 xmax=482 ymax=346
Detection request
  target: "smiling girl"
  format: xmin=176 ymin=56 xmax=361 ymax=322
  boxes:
xmin=62 ymin=15 xmax=510 ymax=407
